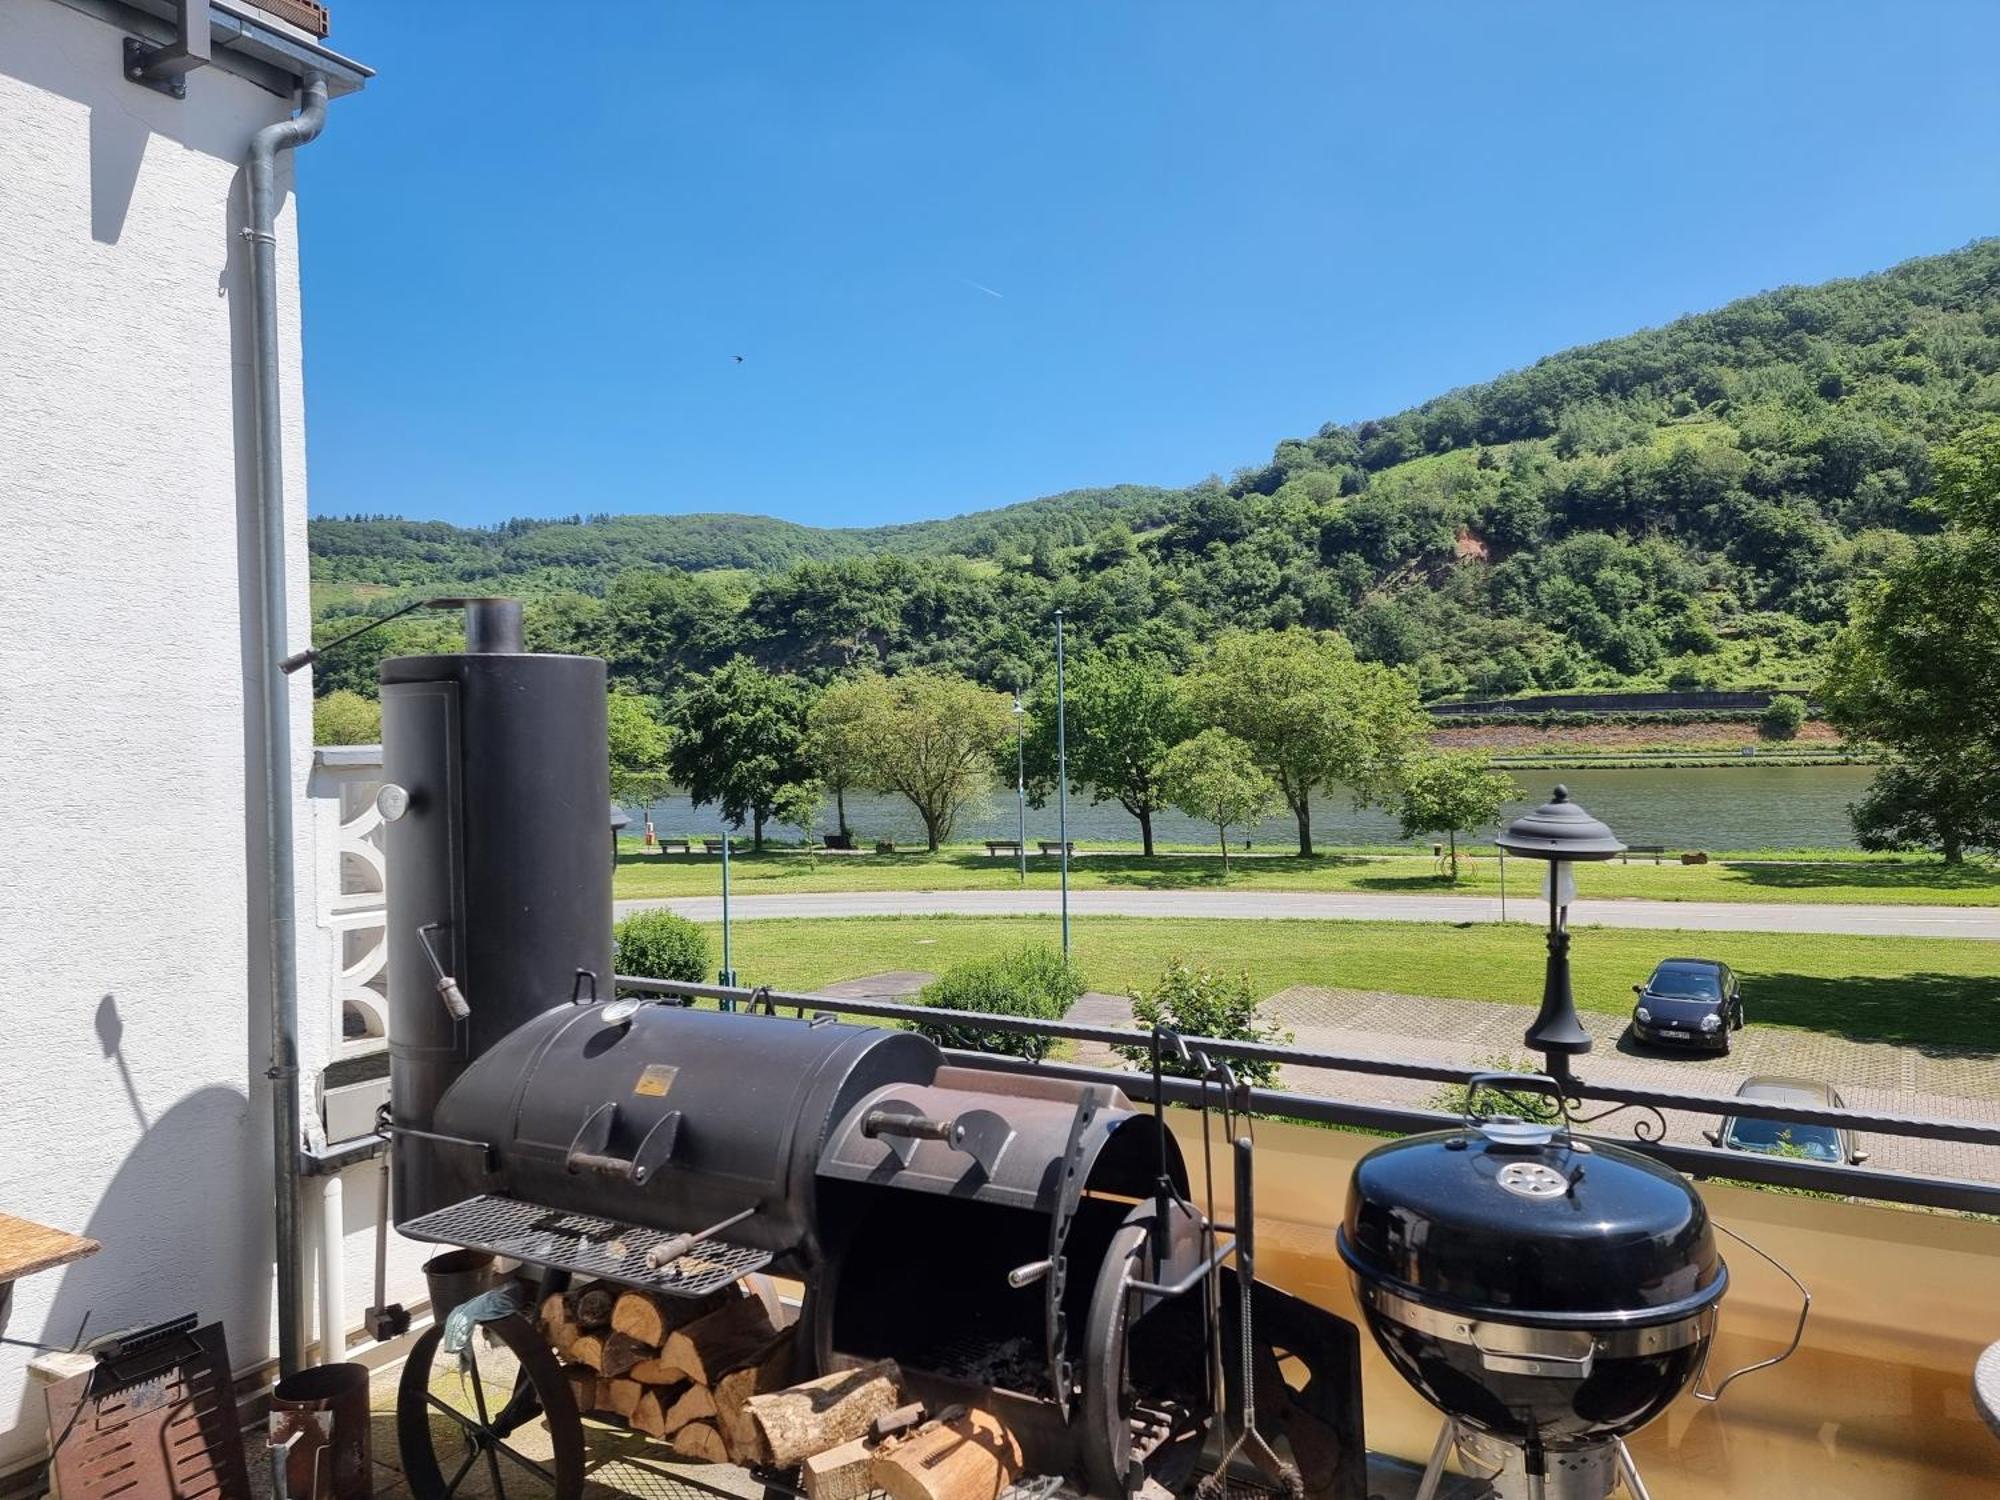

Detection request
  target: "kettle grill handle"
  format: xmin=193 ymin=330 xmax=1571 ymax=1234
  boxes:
xmin=1462 ymin=1072 xmax=1574 ymax=1139
xmin=1693 ymin=1221 xmax=1812 ymax=1404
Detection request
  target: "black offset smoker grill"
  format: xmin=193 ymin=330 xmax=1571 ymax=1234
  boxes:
xmin=378 ymin=604 xmax=1367 ymax=1500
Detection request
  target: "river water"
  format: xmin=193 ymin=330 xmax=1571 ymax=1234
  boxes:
xmin=629 ymin=763 xmax=1876 ymax=852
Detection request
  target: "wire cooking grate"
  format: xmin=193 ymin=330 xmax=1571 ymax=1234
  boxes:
xmin=401 ymin=1194 xmax=773 ymax=1297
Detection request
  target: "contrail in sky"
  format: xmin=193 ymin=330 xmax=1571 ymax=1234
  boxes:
xmin=960 ymin=278 xmax=1004 ymax=299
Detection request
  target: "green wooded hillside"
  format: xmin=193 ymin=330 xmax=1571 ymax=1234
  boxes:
xmin=308 ymin=239 xmax=2000 ymax=701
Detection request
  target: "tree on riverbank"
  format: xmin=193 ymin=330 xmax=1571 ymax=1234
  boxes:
xmin=807 ymin=676 xmax=873 ymax=840
xmin=1160 ymin=728 xmax=1279 ymax=875
xmin=845 ymin=671 xmax=1014 ymax=850
xmin=1191 ymin=631 xmax=1426 ymax=856
xmin=1823 ymin=422 xmax=2000 ymax=863
xmin=607 ymin=690 xmax=671 ymax=805
xmin=1395 ymin=750 xmax=1519 ymax=879
xmin=666 ymin=659 xmax=812 ymax=849
xmin=1023 ymin=654 xmax=1194 ymax=855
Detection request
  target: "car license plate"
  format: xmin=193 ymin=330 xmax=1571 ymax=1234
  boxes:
xmin=1660 ymin=1029 xmax=1689 ymax=1039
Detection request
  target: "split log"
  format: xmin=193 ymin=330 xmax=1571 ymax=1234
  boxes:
xmin=562 ymin=1364 xmax=598 ymax=1415
xmin=599 ymin=1332 xmax=653 ymax=1380
xmin=742 ymin=1273 xmax=796 ymax=1330
xmin=628 ymin=1352 xmax=695 ymax=1385
xmin=715 ymin=1331 xmax=798 ymax=1463
xmin=602 ymin=1378 xmax=645 ymax=1420
xmin=869 ymin=1409 xmax=1020 ymax=1500
xmin=633 ymin=1382 xmax=717 ymax=1440
xmin=659 ymin=1294 xmax=780 ymax=1388
xmin=802 ymin=1437 xmax=876 ymax=1500
xmin=745 ymin=1360 xmax=904 ymax=1469
xmin=611 ymin=1286 xmax=734 ymax=1346
xmin=569 ymin=1333 xmax=608 ymax=1372
xmin=541 ymin=1292 xmax=570 ymax=1329
xmin=669 ymin=1421 xmax=730 ymax=1463
xmin=573 ymin=1284 xmax=617 ymax=1329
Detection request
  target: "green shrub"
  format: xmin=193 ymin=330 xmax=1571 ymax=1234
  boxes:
xmin=1759 ymin=694 xmax=1809 ymax=741
xmin=313 ymin=689 xmax=381 ymax=746
xmin=614 ymin=908 xmax=710 ymax=983
xmin=915 ymin=943 xmax=1084 ymax=1062
xmin=1114 ymin=957 xmax=1292 ymax=1087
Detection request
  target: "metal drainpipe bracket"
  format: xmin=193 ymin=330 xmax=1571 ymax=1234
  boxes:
xmin=125 ymin=1 xmax=212 ymax=100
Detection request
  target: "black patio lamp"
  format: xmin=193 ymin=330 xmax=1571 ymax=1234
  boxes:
xmin=1497 ymin=785 xmax=1625 ymax=1081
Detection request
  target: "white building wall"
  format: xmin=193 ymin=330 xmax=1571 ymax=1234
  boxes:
xmin=0 ymin=0 xmax=398 ymax=1475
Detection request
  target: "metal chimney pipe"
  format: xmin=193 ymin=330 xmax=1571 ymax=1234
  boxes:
xmin=462 ymin=597 xmax=523 ymax=655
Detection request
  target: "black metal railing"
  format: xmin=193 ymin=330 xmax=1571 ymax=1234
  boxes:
xmin=613 ymin=974 xmax=2000 ymax=1216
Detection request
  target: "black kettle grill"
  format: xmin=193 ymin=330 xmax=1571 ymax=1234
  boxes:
xmin=1339 ymin=1076 xmax=1729 ymax=1500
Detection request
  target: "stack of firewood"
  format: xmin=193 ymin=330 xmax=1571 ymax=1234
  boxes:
xmin=539 ymin=1281 xmax=1023 ymax=1500
xmin=541 ymin=1277 xmax=797 ymax=1462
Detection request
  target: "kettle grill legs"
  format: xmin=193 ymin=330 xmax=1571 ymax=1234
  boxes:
xmin=1411 ymin=1421 xmax=1651 ymax=1500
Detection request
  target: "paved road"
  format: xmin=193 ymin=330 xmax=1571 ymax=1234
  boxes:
xmin=617 ymin=888 xmax=2000 ymax=940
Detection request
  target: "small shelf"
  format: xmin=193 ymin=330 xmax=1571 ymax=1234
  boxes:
xmin=0 ymin=1212 xmax=100 ymax=1285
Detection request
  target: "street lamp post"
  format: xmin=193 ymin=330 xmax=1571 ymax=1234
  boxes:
xmin=1054 ymin=611 xmax=1070 ymax=959
xmin=1013 ymin=692 xmax=1028 ymax=887
xmin=1496 ymin=785 xmax=1624 ymax=1083
xmin=718 ymin=832 xmax=737 ymax=987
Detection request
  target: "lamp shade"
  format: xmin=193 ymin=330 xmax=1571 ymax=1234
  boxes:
xmin=1497 ymin=785 xmax=1625 ymax=862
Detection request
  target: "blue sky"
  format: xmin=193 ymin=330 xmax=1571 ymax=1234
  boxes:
xmin=303 ymin=2 xmax=2000 ymax=528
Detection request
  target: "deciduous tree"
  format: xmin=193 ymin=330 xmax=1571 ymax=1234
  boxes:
xmin=607 ymin=690 xmax=671 ymax=806
xmin=807 ymin=677 xmax=875 ymax=840
xmin=1822 ymin=423 xmax=2000 ymax=863
xmin=1159 ymin=728 xmax=1278 ymax=875
xmin=845 ymin=671 xmax=1013 ymax=851
xmin=1023 ymin=655 xmax=1194 ymax=855
xmin=1394 ymin=750 xmax=1518 ymax=880
xmin=666 ymin=660 xmax=812 ymax=849
xmin=313 ymin=689 xmax=380 ymax=746
xmin=1190 ymin=631 xmax=1426 ymax=856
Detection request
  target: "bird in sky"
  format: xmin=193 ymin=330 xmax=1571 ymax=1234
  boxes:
xmin=732 ymin=354 xmax=744 ymax=363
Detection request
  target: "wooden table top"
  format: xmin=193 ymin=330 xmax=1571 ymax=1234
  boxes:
xmin=0 ymin=1211 xmax=99 ymax=1284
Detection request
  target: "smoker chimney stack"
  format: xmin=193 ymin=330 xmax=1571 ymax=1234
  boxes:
xmin=378 ymin=598 xmax=611 ymax=1219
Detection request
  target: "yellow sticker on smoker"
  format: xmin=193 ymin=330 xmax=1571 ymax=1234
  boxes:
xmin=633 ymin=1064 xmax=678 ymax=1098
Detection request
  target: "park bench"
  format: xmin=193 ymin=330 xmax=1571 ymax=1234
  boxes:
xmin=1038 ymin=840 xmax=1076 ymax=856
xmin=1621 ymin=844 xmax=1667 ymax=864
xmin=985 ymin=839 xmax=1023 ymax=857
xmin=703 ymin=838 xmax=728 ymax=854
xmin=823 ymin=832 xmax=856 ymax=851
xmin=654 ymin=837 xmax=693 ymax=854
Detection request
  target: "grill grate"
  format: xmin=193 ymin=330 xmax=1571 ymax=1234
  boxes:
xmin=909 ymin=1332 xmax=1051 ymax=1397
xmin=401 ymin=1195 xmax=772 ymax=1297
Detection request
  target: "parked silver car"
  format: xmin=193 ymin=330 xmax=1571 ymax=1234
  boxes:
xmin=1704 ymin=1076 xmax=1869 ymax=1166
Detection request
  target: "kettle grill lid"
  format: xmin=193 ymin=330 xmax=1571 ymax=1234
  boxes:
xmin=1337 ymin=1124 xmax=1724 ymax=1327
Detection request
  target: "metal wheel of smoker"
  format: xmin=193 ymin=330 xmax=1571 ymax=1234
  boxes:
xmin=397 ymin=1310 xmax=585 ymax=1500
xmin=1078 ymin=1201 xmax=1209 ymax=1498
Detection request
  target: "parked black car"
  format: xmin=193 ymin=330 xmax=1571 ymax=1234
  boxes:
xmin=1704 ymin=1076 xmax=1869 ymax=1166
xmin=1630 ymin=957 xmax=1743 ymax=1053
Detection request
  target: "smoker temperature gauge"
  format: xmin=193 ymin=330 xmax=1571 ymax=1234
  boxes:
xmin=375 ymin=782 xmax=410 ymax=822
xmin=600 ymin=999 xmax=644 ymax=1026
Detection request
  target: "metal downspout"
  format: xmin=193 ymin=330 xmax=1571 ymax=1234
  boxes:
xmin=247 ymin=70 xmax=329 ymax=1377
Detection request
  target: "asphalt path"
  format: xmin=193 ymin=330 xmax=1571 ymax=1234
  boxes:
xmin=614 ymin=888 xmax=2000 ymax=940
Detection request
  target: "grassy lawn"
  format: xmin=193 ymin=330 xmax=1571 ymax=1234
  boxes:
xmin=703 ymin=915 xmax=2000 ymax=1055
xmin=617 ymin=842 xmax=2000 ymax=906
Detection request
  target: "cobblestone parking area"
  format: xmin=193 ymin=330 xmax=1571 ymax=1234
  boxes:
xmin=1258 ymin=985 xmax=2000 ymax=1184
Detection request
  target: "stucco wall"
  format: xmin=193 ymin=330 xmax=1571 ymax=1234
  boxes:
xmin=0 ymin=0 xmax=373 ymax=1474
